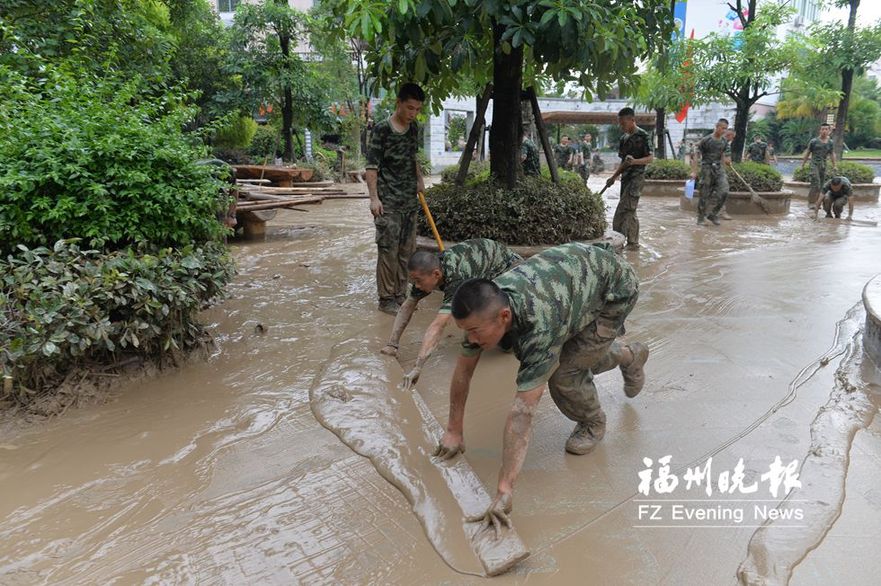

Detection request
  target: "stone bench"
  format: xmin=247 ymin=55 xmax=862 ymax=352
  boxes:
xmin=864 ymin=274 xmax=881 ymax=366
xmin=679 ymin=191 xmax=793 ymax=215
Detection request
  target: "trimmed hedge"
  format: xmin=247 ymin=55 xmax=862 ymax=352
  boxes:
xmin=727 ymin=161 xmax=784 ymax=192
xmin=440 ymin=160 xmax=490 ymax=183
xmin=0 ymin=240 xmax=235 ymax=406
xmin=645 ymin=159 xmax=690 ymax=180
xmin=792 ymin=160 xmax=875 ymax=184
xmin=418 ymin=176 xmax=606 ymax=246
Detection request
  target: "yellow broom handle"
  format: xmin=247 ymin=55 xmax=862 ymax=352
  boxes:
xmin=418 ymin=191 xmax=444 ymax=252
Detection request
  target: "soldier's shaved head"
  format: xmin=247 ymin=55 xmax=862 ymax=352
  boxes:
xmin=407 ymin=250 xmax=441 ymax=274
xmin=451 ymin=278 xmax=509 ymax=320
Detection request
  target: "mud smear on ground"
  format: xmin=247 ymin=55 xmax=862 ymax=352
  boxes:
xmin=1 ymin=183 xmax=880 ymax=584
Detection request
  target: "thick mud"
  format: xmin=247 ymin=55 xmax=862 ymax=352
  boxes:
xmin=2 ymin=181 xmax=881 ymax=584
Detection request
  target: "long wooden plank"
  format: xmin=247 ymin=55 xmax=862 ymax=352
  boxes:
xmin=309 ymin=338 xmax=530 ymax=577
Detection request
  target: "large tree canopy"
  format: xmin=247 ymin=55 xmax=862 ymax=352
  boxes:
xmin=329 ymin=0 xmax=674 ymax=185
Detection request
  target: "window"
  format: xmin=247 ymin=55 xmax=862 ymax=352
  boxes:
xmin=217 ymin=0 xmax=239 ymax=12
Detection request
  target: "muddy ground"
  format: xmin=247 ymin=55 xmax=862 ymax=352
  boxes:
xmin=1 ymin=179 xmax=880 ymax=585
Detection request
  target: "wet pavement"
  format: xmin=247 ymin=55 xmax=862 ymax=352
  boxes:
xmin=1 ymin=179 xmax=880 ymax=585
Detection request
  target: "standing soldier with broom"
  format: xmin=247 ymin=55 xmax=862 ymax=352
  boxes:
xmin=366 ymin=83 xmax=426 ymax=315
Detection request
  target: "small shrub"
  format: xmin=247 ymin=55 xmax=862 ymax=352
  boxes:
xmin=212 ymin=147 xmax=252 ymax=164
xmin=727 ymin=161 xmax=784 ymax=192
xmin=440 ymin=160 xmax=490 ymax=183
xmin=0 ymin=240 xmax=235 ymax=406
xmin=0 ymin=68 xmax=226 ymax=255
xmin=866 ymin=138 xmax=881 ymax=150
xmin=214 ymin=115 xmax=258 ymax=149
xmin=248 ymin=124 xmax=282 ymax=160
xmin=792 ymin=160 xmax=875 ymax=184
xmin=645 ymin=159 xmax=691 ymax=180
xmin=418 ymin=176 xmax=606 ymax=246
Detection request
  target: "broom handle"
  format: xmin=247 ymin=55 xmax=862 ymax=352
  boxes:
xmin=418 ymin=192 xmax=444 ymax=252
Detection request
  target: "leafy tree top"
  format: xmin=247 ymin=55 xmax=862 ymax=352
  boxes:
xmin=328 ymin=0 xmax=673 ymax=109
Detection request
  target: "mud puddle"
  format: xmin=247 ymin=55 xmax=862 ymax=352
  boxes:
xmin=1 ymin=186 xmax=881 ymax=584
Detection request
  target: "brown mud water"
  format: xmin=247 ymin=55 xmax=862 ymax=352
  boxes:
xmin=416 ymin=229 xmax=625 ymax=258
xmin=2 ymin=178 xmax=881 ymax=584
xmin=642 ymin=179 xmax=687 ymax=197
xmin=680 ymin=191 xmax=793 ymax=215
xmin=310 ymin=337 xmax=529 ymax=576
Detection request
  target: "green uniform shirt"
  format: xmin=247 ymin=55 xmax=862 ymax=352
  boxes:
xmin=553 ymin=143 xmax=569 ymax=167
xmin=808 ymin=138 xmax=834 ymax=167
xmin=366 ymin=118 xmax=420 ymax=214
xmin=823 ymin=176 xmax=852 ymax=199
xmin=747 ymin=141 xmax=768 ymax=163
xmin=581 ymin=141 xmax=592 ymax=157
xmin=521 ymin=139 xmax=541 ymax=176
xmin=618 ymin=127 xmax=652 ymax=178
xmin=697 ymin=133 xmax=730 ymax=166
xmin=410 ymin=238 xmax=522 ymax=313
xmin=460 ymin=242 xmax=639 ymax=391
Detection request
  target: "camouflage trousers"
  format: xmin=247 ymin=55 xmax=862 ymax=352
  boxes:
xmin=697 ymin=164 xmax=728 ymax=220
xmin=822 ymin=194 xmax=848 ymax=217
xmin=374 ymin=210 xmax=417 ymax=303
xmin=579 ymin=163 xmax=590 ymax=183
xmin=548 ymin=293 xmax=639 ymax=424
xmin=612 ymin=174 xmax=644 ymax=245
xmin=808 ymin=162 xmax=827 ymax=205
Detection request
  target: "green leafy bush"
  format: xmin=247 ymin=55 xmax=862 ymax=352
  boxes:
xmin=418 ymin=176 xmax=606 ymax=245
xmin=248 ymin=124 xmax=282 ymax=160
xmin=645 ymin=159 xmax=691 ymax=180
xmin=440 ymin=160 xmax=490 ymax=183
xmin=0 ymin=240 xmax=235 ymax=406
xmin=0 ymin=67 xmax=227 ymax=256
xmin=727 ymin=161 xmax=784 ymax=192
xmin=214 ymin=115 xmax=258 ymax=149
xmin=793 ymin=160 xmax=875 ymax=184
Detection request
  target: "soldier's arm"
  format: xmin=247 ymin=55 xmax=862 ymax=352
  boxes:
xmin=383 ymin=297 xmax=419 ymax=355
xmin=848 ymin=197 xmax=854 ymax=219
xmin=690 ymin=147 xmax=700 ymax=178
xmin=801 ymin=143 xmax=811 ymax=166
xmin=414 ymin=313 xmax=453 ymax=370
xmin=830 ymin=150 xmax=837 ymax=169
xmin=415 ymin=157 xmax=425 ymax=194
xmin=434 ymin=352 xmax=481 ymax=459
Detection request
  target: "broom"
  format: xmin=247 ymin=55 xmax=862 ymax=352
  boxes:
xmin=727 ymin=163 xmax=772 ymax=214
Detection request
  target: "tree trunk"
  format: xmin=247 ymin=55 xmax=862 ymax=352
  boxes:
xmin=489 ymin=24 xmax=524 ymax=188
xmin=655 ymin=107 xmax=666 ymax=159
xmin=528 ymin=87 xmax=558 ymax=183
xmin=277 ymin=1 xmax=294 ymax=162
xmin=455 ymin=85 xmax=492 ymax=186
xmin=730 ymin=84 xmax=752 ymax=163
xmin=833 ymin=0 xmax=860 ymax=159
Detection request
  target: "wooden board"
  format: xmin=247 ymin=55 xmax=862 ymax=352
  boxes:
xmin=309 ymin=338 xmax=530 ymax=577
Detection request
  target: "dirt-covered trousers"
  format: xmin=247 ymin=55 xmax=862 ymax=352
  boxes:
xmin=374 ymin=210 xmax=417 ymax=302
xmin=808 ymin=162 xmax=828 ymax=205
xmin=548 ymin=292 xmax=639 ymax=424
xmin=612 ymin=173 xmax=644 ymax=245
xmin=822 ymin=194 xmax=848 ymax=216
xmin=697 ymin=163 xmax=728 ymax=219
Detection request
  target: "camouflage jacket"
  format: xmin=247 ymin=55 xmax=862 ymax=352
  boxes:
xmin=747 ymin=141 xmax=768 ymax=163
xmin=461 ymin=242 xmax=639 ymax=391
xmin=618 ymin=127 xmax=652 ymax=178
xmin=807 ymin=138 xmax=834 ymax=167
xmin=411 ymin=238 xmax=522 ymax=313
xmin=822 ymin=177 xmax=852 ymax=199
xmin=366 ymin=118 xmax=420 ymax=214
xmin=696 ymin=133 xmax=730 ymax=167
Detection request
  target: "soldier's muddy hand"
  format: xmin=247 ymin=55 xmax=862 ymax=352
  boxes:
xmin=402 ymin=366 xmax=421 ymax=390
xmin=370 ymin=197 xmax=384 ymax=217
xmin=623 ymin=154 xmax=634 ymax=167
xmin=466 ymin=492 xmax=513 ymax=540
xmin=433 ymin=431 xmax=465 ymax=460
xmin=380 ymin=344 xmax=398 ymax=357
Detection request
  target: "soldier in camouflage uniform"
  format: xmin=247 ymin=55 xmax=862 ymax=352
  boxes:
xmin=520 ymin=136 xmax=541 ymax=176
xmin=381 ymin=238 xmax=522 ymax=386
xmin=554 ymin=136 xmax=572 ymax=171
xmin=801 ymin=123 xmax=837 ymax=208
xmin=579 ymin=133 xmax=593 ymax=183
xmin=691 ymin=118 xmax=732 ymax=226
xmin=747 ymin=135 xmax=770 ymax=164
xmin=816 ymin=176 xmax=854 ymax=219
xmin=605 ymin=107 xmax=654 ymax=250
xmin=366 ymin=83 xmax=426 ymax=315
xmin=433 ymin=242 xmax=649 ymax=532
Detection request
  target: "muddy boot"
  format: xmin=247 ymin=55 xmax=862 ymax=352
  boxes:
xmin=697 ymin=216 xmax=707 ymax=226
xmin=565 ymin=412 xmax=607 ymax=455
xmin=719 ymin=211 xmax=733 ymax=220
xmin=825 ymin=212 xmax=833 ymax=218
xmin=708 ymin=215 xmax=721 ymax=226
xmin=624 ymin=242 xmax=640 ymax=251
xmin=621 ymin=342 xmax=649 ymax=398
xmin=378 ymin=299 xmax=401 ymax=315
